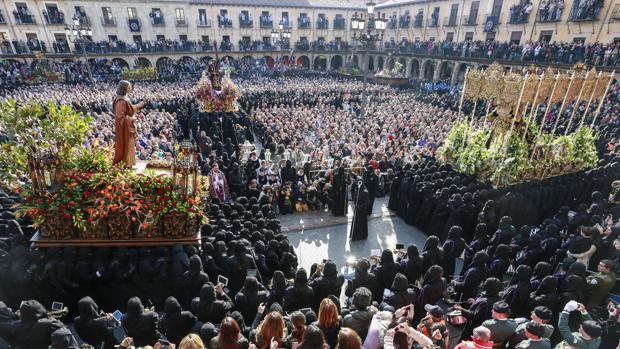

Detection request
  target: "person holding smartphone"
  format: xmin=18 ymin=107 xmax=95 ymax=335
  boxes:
xmin=74 ymin=296 xmax=119 ymax=349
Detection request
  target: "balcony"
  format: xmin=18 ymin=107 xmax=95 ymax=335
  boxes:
xmin=14 ymin=11 xmax=36 ymax=24
xmin=197 ymin=18 xmax=211 ymax=27
xmin=413 ymin=16 xmax=423 ymax=28
xmin=568 ymin=4 xmax=601 ymax=21
xmin=280 ymin=20 xmax=292 ymax=29
xmin=388 ymin=18 xmax=397 ymax=29
xmin=333 ymin=18 xmax=345 ymax=30
xmin=427 ymin=16 xmax=439 ymax=27
xmin=537 ymin=7 xmax=562 ymax=22
xmin=101 ymin=17 xmax=117 ymax=26
xmin=298 ymin=18 xmax=311 ymax=29
xmin=43 ymin=10 xmax=65 ymax=25
xmin=176 ymin=16 xmax=188 ymax=27
xmin=260 ymin=17 xmax=273 ymax=28
xmin=0 ymin=11 xmax=6 ymax=24
xmin=400 ymin=16 xmax=411 ymax=28
xmin=317 ymin=19 xmax=328 ymax=29
xmin=150 ymin=15 xmax=165 ymax=26
xmin=443 ymin=16 xmax=458 ymax=26
xmin=218 ymin=17 xmax=232 ymax=28
xmin=75 ymin=14 xmax=91 ymax=26
xmin=239 ymin=17 xmax=253 ymax=28
xmin=463 ymin=14 xmax=478 ymax=25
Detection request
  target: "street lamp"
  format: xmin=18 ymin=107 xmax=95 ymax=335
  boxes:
xmin=271 ymin=22 xmax=292 ymax=73
xmin=65 ymin=15 xmax=95 ymax=87
xmin=351 ymin=1 xmax=387 ymax=118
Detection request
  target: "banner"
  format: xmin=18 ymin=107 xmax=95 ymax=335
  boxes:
xmin=128 ymin=18 xmax=140 ymax=32
xmin=484 ymin=15 xmax=498 ymax=32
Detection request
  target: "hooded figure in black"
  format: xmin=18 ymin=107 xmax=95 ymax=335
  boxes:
xmin=201 ymin=242 xmax=226 ymax=281
xmin=363 ymin=166 xmax=378 ymax=215
xmin=284 ymin=268 xmax=314 ymax=312
xmin=227 ymin=162 xmax=245 ymax=198
xmin=454 ymin=251 xmax=488 ymax=300
xmin=421 ymin=236 xmax=444 ymax=271
xmin=49 ymin=327 xmax=80 ymax=349
xmin=280 ymin=160 xmax=296 ymax=183
xmin=441 ymin=226 xmax=466 ymax=278
xmin=383 ymin=272 xmax=417 ymax=311
xmin=501 ymin=264 xmax=532 ymax=317
xmin=487 ymin=244 xmax=512 ymax=279
xmin=234 ymin=276 xmax=269 ymax=323
xmin=399 ymin=245 xmax=423 ymax=285
xmin=459 ymin=278 xmax=503 ymax=339
xmin=558 ymin=261 xmax=586 ymax=306
xmin=121 ymin=297 xmax=160 ymax=348
xmin=74 ymin=296 xmax=119 ymax=349
xmin=372 ymin=250 xmax=399 ymax=300
xmin=13 ymin=299 xmax=64 ymax=349
xmin=265 ymin=270 xmax=287 ymax=310
xmin=310 ymin=261 xmax=344 ymax=311
xmin=191 ymin=283 xmax=234 ymax=324
xmin=530 ymin=261 xmax=553 ymax=292
xmin=388 ymin=172 xmax=402 ymax=211
xmin=528 ymin=275 xmax=558 ymax=312
xmin=331 ymin=167 xmax=348 ymax=217
xmin=159 ymin=296 xmax=197 ymax=346
xmin=346 ymin=259 xmax=380 ymax=303
xmin=183 ymin=255 xmax=210 ymax=306
xmin=462 ymin=223 xmax=489 ymax=276
xmin=0 ymin=301 xmax=19 ymax=346
xmin=227 ymin=242 xmax=260 ymax=296
xmin=350 ymin=181 xmax=369 ymax=241
xmin=417 ymin=265 xmax=446 ymax=323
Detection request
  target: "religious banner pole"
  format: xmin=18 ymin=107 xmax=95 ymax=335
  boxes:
xmin=503 ymin=73 xmax=527 ymax=156
xmin=590 ymin=71 xmax=615 ymax=128
xmin=531 ymin=73 xmax=560 ymax=161
xmin=551 ymin=72 xmax=576 ymax=135
xmin=457 ymin=67 xmax=470 ymax=122
xmin=522 ymin=74 xmax=544 ymax=141
xmin=564 ymin=70 xmax=590 ymax=135
xmin=578 ymin=71 xmax=602 ymax=130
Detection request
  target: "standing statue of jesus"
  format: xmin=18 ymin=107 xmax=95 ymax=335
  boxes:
xmin=113 ymin=80 xmax=144 ymax=168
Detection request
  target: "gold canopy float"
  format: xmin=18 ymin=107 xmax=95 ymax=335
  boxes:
xmin=438 ymin=62 xmax=615 ymax=187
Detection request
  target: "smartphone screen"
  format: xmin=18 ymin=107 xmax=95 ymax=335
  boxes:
xmin=246 ymin=269 xmax=257 ymax=278
xmin=112 ymin=310 xmax=123 ymax=322
xmin=217 ymin=275 xmax=229 ymax=286
xmin=51 ymin=302 xmax=64 ymax=311
xmin=395 ymin=243 xmax=404 ymax=250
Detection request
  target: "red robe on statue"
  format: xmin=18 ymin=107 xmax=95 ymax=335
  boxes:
xmin=113 ymin=96 xmax=137 ymax=167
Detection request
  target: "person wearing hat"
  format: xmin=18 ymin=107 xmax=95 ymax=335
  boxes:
xmin=557 ymin=301 xmax=601 ymax=349
xmin=417 ymin=304 xmax=449 ymax=349
xmin=515 ymin=322 xmax=550 ymax=349
xmin=455 ymin=278 xmax=502 ymax=340
xmin=509 ymin=306 xmax=555 ymax=344
xmin=585 ymin=259 xmax=617 ymax=308
xmin=482 ymin=301 xmax=517 ymax=349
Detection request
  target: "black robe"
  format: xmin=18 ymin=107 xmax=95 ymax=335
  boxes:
xmin=350 ymin=186 xmax=369 ymax=241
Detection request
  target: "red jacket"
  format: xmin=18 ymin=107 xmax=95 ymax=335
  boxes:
xmin=455 ymin=338 xmax=494 ymax=349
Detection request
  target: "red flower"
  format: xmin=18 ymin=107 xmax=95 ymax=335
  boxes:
xmin=63 ymin=213 xmax=71 ymax=219
xmin=59 ymin=204 xmax=66 ymax=210
xmin=84 ymin=191 xmax=90 ymax=198
xmin=125 ymin=200 xmax=130 ymax=204
xmin=68 ymin=201 xmax=76 ymax=207
xmin=157 ymin=188 xmax=164 ymax=195
xmin=87 ymin=217 xmax=94 ymax=222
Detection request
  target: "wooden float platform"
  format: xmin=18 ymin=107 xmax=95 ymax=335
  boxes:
xmin=31 ymin=232 xmax=201 ymax=248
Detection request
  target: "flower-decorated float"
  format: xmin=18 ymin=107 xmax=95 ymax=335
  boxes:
xmin=374 ymin=61 xmax=409 ymax=87
xmin=0 ymin=98 xmax=208 ymax=247
xmin=438 ymin=62 xmax=614 ymax=187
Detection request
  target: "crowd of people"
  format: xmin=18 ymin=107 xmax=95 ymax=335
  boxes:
xmin=0 ymin=66 xmax=619 ymax=348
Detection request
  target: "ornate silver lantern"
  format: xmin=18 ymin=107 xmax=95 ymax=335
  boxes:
xmin=172 ymin=140 xmax=199 ymax=197
xmin=28 ymin=146 xmax=64 ymax=193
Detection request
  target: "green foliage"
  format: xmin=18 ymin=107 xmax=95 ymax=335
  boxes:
xmin=121 ymin=67 xmax=157 ymax=81
xmin=0 ymin=100 xmax=92 ymax=186
xmin=64 ymin=147 xmax=112 ymax=174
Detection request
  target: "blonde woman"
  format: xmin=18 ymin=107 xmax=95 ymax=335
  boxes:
xmin=178 ymin=334 xmax=205 ymax=349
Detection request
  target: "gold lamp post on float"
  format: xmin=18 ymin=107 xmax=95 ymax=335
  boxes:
xmin=172 ymin=140 xmax=199 ymax=198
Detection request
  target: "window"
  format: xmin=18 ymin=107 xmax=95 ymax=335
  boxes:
xmin=201 ymin=35 xmax=209 ymax=43
xmin=429 ymin=36 xmax=436 ymax=42
xmin=198 ymin=9 xmax=208 ymax=26
xmin=446 ymin=32 xmax=454 ymax=42
xmin=108 ymin=35 xmax=118 ymax=41
xmin=510 ymin=31 xmax=522 ymax=44
xmin=539 ymin=30 xmax=553 ymax=43
xmin=317 ymin=13 xmax=327 ymax=29
xmin=25 ymin=33 xmax=40 ymax=50
xmin=15 ymin=2 xmax=35 ymax=23
xmin=133 ymin=35 xmax=142 ymax=42
xmin=572 ymin=37 xmax=585 ymax=44
xmin=175 ymin=8 xmax=185 ymax=24
xmin=156 ymin=34 xmax=165 ymax=41
xmin=281 ymin=11 xmax=290 ymax=27
xmin=449 ymin=4 xmax=459 ymax=25
xmin=299 ymin=13 xmax=310 ymax=28
xmin=468 ymin=1 xmax=479 ymax=24
xmin=486 ymin=31 xmax=496 ymax=40
xmin=219 ymin=9 xmax=231 ymax=27
xmin=151 ymin=8 xmax=163 ymax=25
xmin=179 ymin=34 xmax=188 ymax=41
xmin=74 ymin=6 xmax=88 ymax=25
xmin=102 ymin=7 xmax=113 ymax=22
xmin=127 ymin=7 xmax=137 ymax=20
xmin=491 ymin=0 xmax=504 ymax=17
xmin=240 ymin=10 xmax=251 ymax=27
xmin=465 ymin=32 xmax=474 ymax=40
xmin=431 ymin=7 xmax=440 ymax=26
xmin=334 ymin=14 xmax=345 ymax=29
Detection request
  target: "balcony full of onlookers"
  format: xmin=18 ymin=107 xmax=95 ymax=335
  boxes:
xmin=13 ymin=7 xmax=35 ymax=24
xmin=400 ymin=15 xmax=411 ymax=28
xmin=260 ymin=15 xmax=273 ymax=28
xmin=414 ymin=14 xmax=423 ymax=28
xmin=569 ymin=0 xmax=603 ymax=21
xmin=150 ymin=10 xmax=164 ymax=26
xmin=298 ymin=16 xmax=310 ymax=29
xmin=218 ymin=14 xmax=232 ymax=28
xmin=43 ymin=9 xmax=65 ymax=25
xmin=536 ymin=0 xmax=564 ymax=22
xmin=317 ymin=17 xmax=328 ymax=29
xmin=388 ymin=16 xmax=397 ymax=29
xmin=239 ymin=14 xmax=253 ymax=28
xmin=197 ymin=16 xmax=210 ymax=27
xmin=509 ymin=0 xmax=533 ymax=23
xmin=428 ymin=12 xmax=440 ymax=27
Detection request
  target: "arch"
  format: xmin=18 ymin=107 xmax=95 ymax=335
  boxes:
xmin=156 ymin=57 xmax=173 ymax=71
xmin=397 ymin=57 xmax=407 ymax=71
xmin=135 ymin=57 xmax=152 ymax=68
xmin=330 ymin=55 xmax=343 ymax=70
xmin=377 ymin=56 xmax=384 ymax=71
xmin=282 ymin=55 xmax=291 ymax=66
xmin=410 ymin=59 xmax=420 ymax=78
xmin=313 ymin=56 xmax=327 ymax=70
xmin=221 ymin=55 xmax=235 ymax=64
xmin=263 ymin=56 xmax=274 ymax=69
xmin=296 ymin=55 xmax=310 ymax=69
xmin=61 ymin=58 xmax=74 ymax=64
xmin=179 ymin=56 xmax=196 ymax=64
xmin=5 ymin=58 xmax=21 ymax=65
xmin=352 ymin=55 xmax=359 ymax=68
xmin=422 ymin=60 xmax=435 ymax=80
xmin=438 ymin=61 xmax=453 ymax=80
xmin=200 ymin=56 xmax=214 ymax=64
xmin=368 ymin=56 xmax=374 ymax=71
xmin=455 ymin=62 xmax=469 ymax=84
xmin=112 ymin=58 xmax=130 ymax=69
